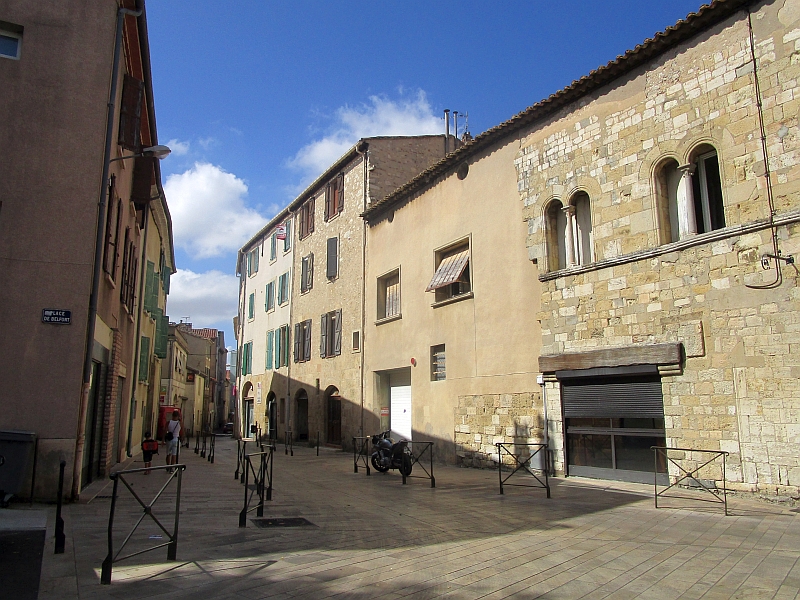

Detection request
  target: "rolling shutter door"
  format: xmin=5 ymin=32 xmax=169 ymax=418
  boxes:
xmin=561 ymin=375 xmax=664 ymax=419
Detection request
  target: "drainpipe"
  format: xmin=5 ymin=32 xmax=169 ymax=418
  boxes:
xmin=73 ymin=2 xmax=142 ymax=500
xmin=356 ymin=141 xmax=369 ymax=438
xmin=286 ymin=210 xmax=294 ymax=442
xmin=537 ymin=374 xmax=551 ymax=475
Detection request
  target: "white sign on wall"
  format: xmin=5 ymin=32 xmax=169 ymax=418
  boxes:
xmin=256 ymin=382 xmax=262 ymax=404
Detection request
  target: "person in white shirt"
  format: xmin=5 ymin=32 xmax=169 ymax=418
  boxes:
xmin=166 ymin=410 xmax=181 ymax=469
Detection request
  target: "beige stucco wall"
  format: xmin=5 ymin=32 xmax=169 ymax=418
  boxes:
xmin=517 ymin=0 xmax=800 ymax=495
xmin=365 ymin=137 xmax=543 ymax=464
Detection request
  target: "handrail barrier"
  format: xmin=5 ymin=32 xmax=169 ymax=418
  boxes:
xmin=403 ymin=441 xmax=435 ymax=487
xmin=206 ymin=433 xmax=215 ymax=463
xmin=239 ymin=445 xmax=274 ymax=528
xmin=235 ymin=439 xmax=248 ymax=482
xmin=651 ymin=446 xmax=729 ymax=515
xmin=284 ymin=429 xmax=293 ymax=456
xmin=200 ymin=430 xmax=208 ymax=458
xmin=100 ymin=464 xmax=186 ymax=584
xmin=496 ymin=443 xmax=550 ymax=497
xmin=352 ymin=437 xmax=371 ymax=475
xmin=54 ymin=459 xmax=66 ymax=554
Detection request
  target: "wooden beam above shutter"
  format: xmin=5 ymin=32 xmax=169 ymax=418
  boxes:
xmin=539 ymin=343 xmax=683 ymax=374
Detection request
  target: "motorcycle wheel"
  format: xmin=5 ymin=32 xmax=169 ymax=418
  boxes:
xmin=399 ymin=454 xmax=413 ymax=477
xmin=371 ymin=454 xmax=390 ymax=473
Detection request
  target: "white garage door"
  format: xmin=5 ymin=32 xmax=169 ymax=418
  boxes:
xmin=390 ymin=385 xmax=412 ymax=442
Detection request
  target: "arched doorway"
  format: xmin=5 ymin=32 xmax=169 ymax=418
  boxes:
xmin=241 ymin=382 xmax=254 ymax=438
xmin=324 ymin=386 xmax=342 ymax=446
xmin=295 ymin=388 xmax=309 ymax=441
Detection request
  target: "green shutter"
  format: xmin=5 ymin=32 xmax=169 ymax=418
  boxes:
xmin=144 ymin=261 xmax=155 ymax=313
xmin=154 ymin=311 xmax=168 ymax=359
xmin=162 ymin=267 xmax=171 ymax=294
xmin=139 ymin=336 xmax=150 ymax=381
xmin=248 ymin=293 xmax=255 ymax=319
xmin=266 ymin=330 xmax=274 ymax=370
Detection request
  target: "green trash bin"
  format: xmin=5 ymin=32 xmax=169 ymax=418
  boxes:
xmin=0 ymin=430 xmax=37 ymax=507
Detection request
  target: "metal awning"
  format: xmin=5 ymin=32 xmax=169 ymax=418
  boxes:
xmin=425 ymin=249 xmax=469 ymax=292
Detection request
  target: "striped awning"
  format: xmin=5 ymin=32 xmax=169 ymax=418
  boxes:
xmin=425 ymin=249 xmax=469 ymax=292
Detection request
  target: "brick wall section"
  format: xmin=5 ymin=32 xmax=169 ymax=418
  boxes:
xmin=516 ymin=1 xmax=800 ymax=496
xmin=455 ymin=393 xmax=544 ymax=468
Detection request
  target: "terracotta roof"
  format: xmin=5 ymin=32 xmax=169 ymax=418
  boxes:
xmin=362 ymin=0 xmax=754 ymax=223
xmin=177 ymin=324 xmax=219 ymax=340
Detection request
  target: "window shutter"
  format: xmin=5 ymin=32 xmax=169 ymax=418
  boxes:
xmin=301 ymin=256 xmax=308 ymax=293
xmin=144 ymin=261 xmax=155 ymax=313
xmin=294 ymin=323 xmax=301 ymax=363
xmin=334 ymin=309 xmax=342 ymax=356
xmin=155 ymin=312 xmax=168 ymax=359
xmin=119 ymin=74 xmax=144 ymax=151
xmin=266 ymin=330 xmax=274 ymax=370
xmin=320 ymin=313 xmax=328 ymax=358
xmin=326 ymin=237 xmax=338 ymax=279
xmin=254 ymin=249 xmax=259 ymax=272
xmin=284 ymin=220 xmax=292 ymax=252
xmin=308 ymin=253 xmax=314 ymax=290
xmin=283 ymin=326 xmax=290 ymax=366
xmin=131 ymin=156 xmax=154 ymax=207
xmin=304 ymin=320 xmax=312 ymax=362
xmin=337 ymin=173 xmax=344 ymax=214
xmin=308 ymin=197 xmax=315 ymax=233
xmin=139 ymin=336 xmax=150 ymax=381
xmin=324 ymin=184 xmax=332 ymax=220
xmin=162 ymin=268 xmax=170 ymax=294
xmin=270 ymin=234 xmax=277 ymax=260
xmin=248 ymin=293 xmax=255 ymax=319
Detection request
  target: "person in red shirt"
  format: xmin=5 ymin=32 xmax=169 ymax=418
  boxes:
xmin=141 ymin=431 xmax=159 ymax=475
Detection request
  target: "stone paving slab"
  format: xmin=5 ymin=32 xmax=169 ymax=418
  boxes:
xmin=20 ymin=436 xmax=799 ymax=599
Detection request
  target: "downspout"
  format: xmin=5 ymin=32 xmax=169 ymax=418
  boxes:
xmin=356 ymin=141 xmax=369 ymax=438
xmin=236 ymin=252 xmax=246 ymax=439
xmin=537 ymin=375 xmax=550 ymax=475
xmin=286 ymin=212 xmax=294 ymax=442
xmin=73 ymin=2 xmax=142 ymax=499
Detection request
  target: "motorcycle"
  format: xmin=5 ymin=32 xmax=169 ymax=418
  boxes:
xmin=370 ymin=431 xmax=413 ymax=476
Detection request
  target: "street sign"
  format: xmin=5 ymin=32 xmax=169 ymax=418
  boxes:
xmin=42 ymin=309 xmax=71 ymax=324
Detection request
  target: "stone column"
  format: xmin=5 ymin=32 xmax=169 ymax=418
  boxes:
xmin=677 ymin=164 xmax=698 ymax=239
xmin=563 ymin=205 xmax=577 ymax=267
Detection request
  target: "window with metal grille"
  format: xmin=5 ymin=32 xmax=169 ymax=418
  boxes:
xmin=430 ymin=344 xmax=446 ymax=381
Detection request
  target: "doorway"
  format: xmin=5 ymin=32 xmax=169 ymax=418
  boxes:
xmin=244 ymin=399 xmax=254 ymax=438
xmin=390 ymin=385 xmax=412 ymax=441
xmin=325 ymin=386 xmax=342 ymax=445
xmin=296 ymin=389 xmax=309 ymax=441
xmin=267 ymin=392 xmax=277 ymax=440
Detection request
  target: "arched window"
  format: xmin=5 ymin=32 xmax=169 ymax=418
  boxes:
xmin=659 ymin=146 xmax=725 ymax=242
xmin=690 ymin=145 xmax=725 ymax=234
xmin=570 ymin=192 xmax=593 ymax=266
xmin=545 ymin=200 xmax=567 ymax=271
xmin=655 ymin=158 xmax=681 ymax=244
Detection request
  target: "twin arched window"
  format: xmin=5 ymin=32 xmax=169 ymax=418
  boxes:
xmin=545 ymin=191 xmax=593 ymax=271
xmin=655 ymin=145 xmax=725 ymax=244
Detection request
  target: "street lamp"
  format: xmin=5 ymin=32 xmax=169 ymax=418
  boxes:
xmin=110 ymin=144 xmax=171 ymax=162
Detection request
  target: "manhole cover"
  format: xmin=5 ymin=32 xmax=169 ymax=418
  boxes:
xmin=252 ymin=518 xmax=316 ymax=528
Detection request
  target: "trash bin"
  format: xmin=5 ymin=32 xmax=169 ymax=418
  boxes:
xmin=0 ymin=430 xmax=37 ymax=507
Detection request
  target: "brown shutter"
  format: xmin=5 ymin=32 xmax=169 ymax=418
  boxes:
xmin=294 ymin=323 xmax=301 ymax=363
xmin=326 ymin=237 xmax=338 ymax=279
xmin=333 ymin=309 xmax=342 ymax=356
xmin=308 ymin=197 xmax=315 ymax=233
xmin=308 ymin=253 xmax=314 ymax=290
xmin=337 ymin=173 xmax=344 ymax=214
xmin=300 ymin=256 xmax=308 ymax=292
xmin=119 ymin=74 xmax=144 ymax=151
xmin=320 ymin=313 xmax=328 ymax=358
xmin=131 ymin=156 xmax=155 ymax=207
xmin=324 ymin=184 xmax=332 ymax=220
xmin=304 ymin=320 xmax=312 ymax=362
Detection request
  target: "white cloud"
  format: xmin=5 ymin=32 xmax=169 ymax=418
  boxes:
xmin=165 ymin=138 xmax=190 ymax=156
xmin=166 ymin=269 xmax=239 ymax=328
xmin=165 ymin=162 xmax=267 ymax=258
xmin=288 ymin=90 xmax=442 ymax=182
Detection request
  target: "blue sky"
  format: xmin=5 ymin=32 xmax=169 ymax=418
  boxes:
xmin=148 ymin=0 xmax=706 ymax=349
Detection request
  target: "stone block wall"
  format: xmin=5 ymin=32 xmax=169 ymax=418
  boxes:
xmin=514 ymin=0 xmax=800 ymax=497
xmin=454 ymin=392 xmax=544 ymax=468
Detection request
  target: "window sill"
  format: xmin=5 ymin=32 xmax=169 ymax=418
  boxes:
xmin=375 ymin=314 xmax=402 ymax=326
xmin=104 ymin=273 xmax=117 ymax=289
xmin=431 ymin=291 xmax=473 ymax=309
xmin=278 ymin=301 xmax=289 ymax=307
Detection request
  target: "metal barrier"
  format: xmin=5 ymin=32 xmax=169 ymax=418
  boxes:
xmin=54 ymin=460 xmax=66 ymax=554
xmin=316 ymin=431 xmax=320 ymax=456
xmin=235 ymin=439 xmax=248 ymax=482
xmin=194 ymin=431 xmax=200 ymax=454
xmin=651 ymin=446 xmax=729 ymax=515
xmin=352 ymin=437 xmax=371 ymax=474
xmin=496 ymin=443 xmax=550 ymax=497
xmin=206 ymin=433 xmax=215 ymax=463
xmin=403 ymin=441 xmax=436 ymax=487
xmin=200 ymin=431 xmax=208 ymax=458
xmin=100 ymin=464 xmax=186 ymax=585
xmin=239 ymin=446 xmax=274 ymax=527
xmin=284 ymin=429 xmax=293 ymax=456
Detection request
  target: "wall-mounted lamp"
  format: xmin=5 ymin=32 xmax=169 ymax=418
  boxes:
xmin=110 ymin=144 xmax=171 ymax=163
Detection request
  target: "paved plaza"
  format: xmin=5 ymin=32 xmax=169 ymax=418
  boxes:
xmin=12 ymin=436 xmax=800 ymax=599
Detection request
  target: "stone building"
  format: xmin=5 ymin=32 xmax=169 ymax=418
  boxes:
xmin=362 ymin=0 xmax=800 ymax=497
xmin=236 ymin=136 xmax=455 ymax=448
xmin=0 ymin=0 xmax=174 ymax=498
